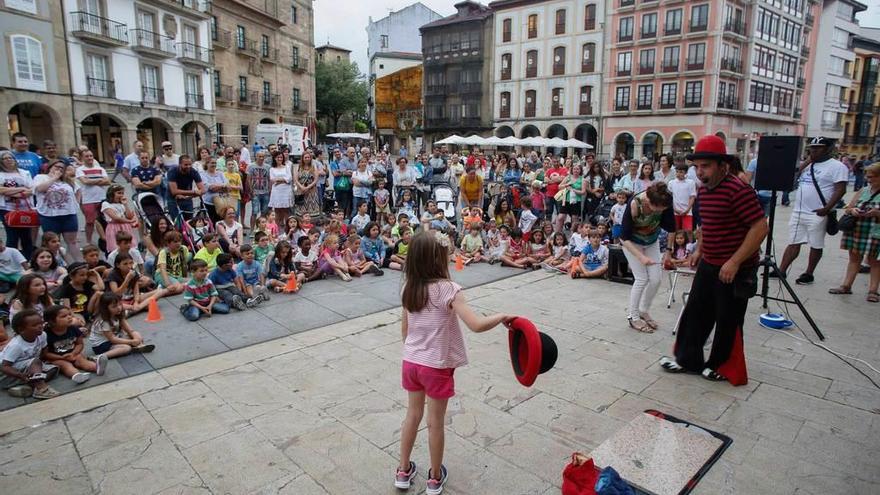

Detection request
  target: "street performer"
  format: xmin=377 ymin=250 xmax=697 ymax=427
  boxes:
xmin=660 ymin=136 xmax=768 ymax=386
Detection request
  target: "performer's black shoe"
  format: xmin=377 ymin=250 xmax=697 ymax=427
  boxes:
xmin=795 ymin=273 xmax=814 ymax=285
xmin=860 ymin=264 xmax=871 ymax=274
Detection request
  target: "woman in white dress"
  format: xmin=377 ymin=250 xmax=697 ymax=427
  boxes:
xmin=268 ymin=150 xmax=292 ymax=227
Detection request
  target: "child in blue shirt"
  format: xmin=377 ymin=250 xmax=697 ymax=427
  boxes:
xmin=236 ymin=244 xmax=269 ymax=304
xmin=571 ymin=229 xmax=609 ymax=279
xmin=360 ymin=221 xmax=387 ymax=267
xmin=209 ymin=253 xmax=251 ymax=310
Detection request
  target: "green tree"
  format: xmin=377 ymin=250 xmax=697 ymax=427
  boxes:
xmin=315 ymin=60 xmax=368 ymax=134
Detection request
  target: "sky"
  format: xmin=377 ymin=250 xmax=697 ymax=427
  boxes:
xmin=314 ymin=0 xmax=455 ymax=74
xmin=314 ymin=1 xmax=880 ymax=74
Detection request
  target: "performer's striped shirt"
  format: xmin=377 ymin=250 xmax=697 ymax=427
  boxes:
xmin=697 ymin=174 xmax=765 ymax=266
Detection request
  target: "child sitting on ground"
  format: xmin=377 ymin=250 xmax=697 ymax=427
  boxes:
xmin=209 ymin=253 xmax=251 ymax=310
xmin=381 ymin=224 xmax=395 ymax=249
xmin=294 ymin=236 xmax=324 ymax=283
xmin=253 ymin=232 xmax=274 ymax=267
xmin=253 ymin=216 xmax=275 ymax=244
xmin=54 ymin=262 xmax=103 ymax=326
xmin=528 ymin=229 xmax=551 ymax=263
xmin=384 ymin=212 xmax=397 ymax=232
xmin=237 ymin=244 xmax=270 ymax=302
xmin=571 ymin=229 xmax=609 ymax=279
xmin=501 ymin=228 xmax=538 ymax=270
xmin=0 ymin=309 xmax=58 ymax=399
xmin=183 ymin=259 xmax=230 ymax=320
xmin=596 ymin=222 xmax=611 ymax=245
xmin=40 ymin=232 xmax=68 ymax=267
xmin=318 ymin=234 xmax=351 ymax=281
xmin=267 ymin=240 xmax=305 ymax=292
xmin=41 ymin=305 xmax=105 ymax=384
xmin=285 ymin=216 xmax=306 ymax=246
xmin=459 ymin=223 xmax=485 ymax=264
xmin=391 ymin=214 xmax=411 ymax=242
xmin=106 ymin=253 xmax=165 ymax=314
xmin=543 ymin=231 xmax=571 ymax=272
xmin=388 ymin=229 xmax=413 ymax=271
xmin=153 ymin=230 xmax=188 ymax=295
xmin=81 ymin=244 xmax=111 ymax=278
xmin=350 ymin=202 xmax=372 ymax=236
xmin=10 ymin=273 xmax=53 ymax=321
xmin=266 ymin=211 xmax=280 ymax=240
xmin=361 ymin=222 xmax=387 ymax=269
xmin=343 ymin=234 xmax=383 ymax=277
xmin=193 ymin=233 xmax=223 ymax=270
xmin=0 ymin=238 xmax=28 ymax=293
xmin=28 ymin=248 xmax=66 ymax=292
xmin=569 ymin=223 xmax=591 ymax=256
xmin=462 ymin=207 xmax=483 ymax=231
xmin=398 ymin=189 xmax=418 ymax=223
xmin=89 ymin=292 xmax=154 ymax=358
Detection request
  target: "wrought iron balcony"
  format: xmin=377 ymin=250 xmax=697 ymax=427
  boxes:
xmin=425 ymin=85 xmax=447 ymax=96
xmin=720 ymin=58 xmax=742 ymax=73
xmin=805 ymin=13 xmax=814 ymax=26
xmin=69 ymin=11 xmax=128 ymax=47
xmin=159 ymin=0 xmax=212 ymax=14
xmin=261 ymin=48 xmax=279 ymax=64
xmin=801 ymin=46 xmax=810 ymax=57
xmin=717 ymin=96 xmax=739 ymax=110
xmin=617 ymin=67 xmax=631 ymax=77
xmin=658 ymin=98 xmax=676 ymax=110
xmin=239 ymin=90 xmax=260 ymax=106
xmin=619 ymin=32 xmax=633 ymax=43
xmin=185 ymin=93 xmax=204 ymax=109
xmin=459 ymin=82 xmax=482 ymax=94
xmin=685 ymin=61 xmax=705 ymax=71
xmin=177 ymin=42 xmax=212 ymax=66
xmin=292 ymin=99 xmax=309 ymax=112
xmin=683 ymin=97 xmax=702 ymax=109
xmin=636 ymin=101 xmax=652 ymax=111
xmin=213 ymin=28 xmax=231 ymax=50
xmin=291 ymin=56 xmax=308 ymax=72
xmin=216 ymin=84 xmax=233 ymax=103
xmin=690 ymin=22 xmax=708 ymax=33
xmin=661 ymin=61 xmax=678 ymax=73
xmin=86 ymin=77 xmax=115 ymax=98
xmin=638 ymin=64 xmax=654 ymax=75
xmin=142 ymin=86 xmax=164 ymax=104
xmin=664 ymin=27 xmax=681 ymax=36
xmin=620 ymin=0 xmax=635 ymax=6
xmin=724 ymin=20 xmax=747 ymax=36
xmin=262 ymin=93 xmax=280 ymax=109
xmin=640 ymin=28 xmax=656 ymax=39
xmin=130 ymin=29 xmax=175 ymax=58
xmin=614 ymin=102 xmax=629 ymax=111
xmin=236 ymin=37 xmax=258 ymax=57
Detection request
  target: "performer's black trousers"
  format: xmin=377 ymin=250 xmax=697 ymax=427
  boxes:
xmin=674 ymin=261 xmax=754 ymax=371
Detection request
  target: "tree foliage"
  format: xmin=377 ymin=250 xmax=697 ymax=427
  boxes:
xmin=315 ymin=60 xmax=368 ymax=134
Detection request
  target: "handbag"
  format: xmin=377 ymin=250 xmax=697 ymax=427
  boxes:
xmin=4 ymin=199 xmax=38 ymax=228
xmin=212 ymin=194 xmax=235 ymax=215
xmin=808 ymin=164 xmax=839 ymax=236
xmin=838 ymin=189 xmax=880 ymax=233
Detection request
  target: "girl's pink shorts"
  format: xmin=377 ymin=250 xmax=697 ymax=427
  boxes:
xmin=401 ymin=360 xmax=455 ymax=399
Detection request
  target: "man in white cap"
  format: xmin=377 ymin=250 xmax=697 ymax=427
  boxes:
xmin=160 ymin=141 xmax=179 ymax=169
xmin=777 ymin=137 xmax=848 ymax=285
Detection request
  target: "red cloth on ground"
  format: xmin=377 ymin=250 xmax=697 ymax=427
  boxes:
xmin=562 ymin=454 xmax=599 ymax=495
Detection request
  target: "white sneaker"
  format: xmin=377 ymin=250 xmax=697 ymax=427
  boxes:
xmin=72 ymin=372 xmax=91 ymax=384
xmin=94 ymin=353 xmax=108 ymax=376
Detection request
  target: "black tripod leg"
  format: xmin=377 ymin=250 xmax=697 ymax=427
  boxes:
xmin=777 ymin=272 xmax=826 ymax=341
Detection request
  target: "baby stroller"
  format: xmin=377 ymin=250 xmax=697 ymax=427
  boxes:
xmin=396 ymin=185 xmax=421 ymax=222
xmin=432 ymin=184 xmax=457 ymax=227
xmin=175 ymin=199 xmax=214 ymax=253
xmin=589 ymin=195 xmax=615 ymax=226
xmin=133 ymin=192 xmax=172 ymax=233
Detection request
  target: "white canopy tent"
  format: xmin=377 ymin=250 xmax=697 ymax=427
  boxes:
xmin=435 ymin=134 xmax=465 ymax=145
xmin=326 ymin=133 xmax=372 ymax=140
xmin=430 ymin=133 xmax=595 ymax=149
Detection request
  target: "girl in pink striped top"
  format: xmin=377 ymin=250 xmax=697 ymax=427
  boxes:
xmin=395 ymin=231 xmax=513 ymax=494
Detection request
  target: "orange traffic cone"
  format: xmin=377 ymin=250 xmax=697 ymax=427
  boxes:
xmin=145 ymin=298 xmax=163 ymax=322
xmin=455 ymin=253 xmax=464 ymax=271
xmin=284 ymin=275 xmax=299 ymax=293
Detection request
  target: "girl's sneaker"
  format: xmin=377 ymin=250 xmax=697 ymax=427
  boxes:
xmin=426 ymin=465 xmax=448 ymax=495
xmin=94 ymin=353 xmax=108 ymax=376
xmin=72 ymin=372 xmax=91 ymax=384
xmin=394 ymin=461 xmax=417 ymax=489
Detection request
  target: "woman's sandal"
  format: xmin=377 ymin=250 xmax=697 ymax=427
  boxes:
xmin=868 ymin=291 xmax=879 ymax=303
xmin=701 ymin=368 xmax=726 ymax=382
xmin=640 ymin=313 xmax=659 ymax=330
xmin=828 ymin=286 xmax=852 ymax=295
xmin=659 ymin=357 xmax=685 ymax=373
xmin=628 ymin=317 xmax=654 ymax=333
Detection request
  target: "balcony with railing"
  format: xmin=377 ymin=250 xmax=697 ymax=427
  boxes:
xmin=213 ymin=28 xmax=231 ymax=50
xmin=579 ymin=102 xmax=593 ymax=115
xmin=239 ymin=90 xmax=259 ymax=106
xmin=617 ymin=66 xmax=631 ymax=77
xmin=262 ymin=93 xmax=280 ymax=109
xmin=501 ymin=67 xmax=511 ymax=80
xmin=724 ymin=19 xmax=747 ymax=36
xmin=69 ymin=12 xmax=128 ymax=47
xmin=291 ymin=56 xmax=308 ymax=72
xmin=638 ymin=63 xmax=654 ymax=75
xmin=185 ymin=92 xmax=204 ymax=109
xmin=843 ymin=135 xmax=873 ymax=145
xmin=216 ymin=84 xmax=233 ymax=103
xmin=177 ymin=42 xmax=212 ymax=66
xmin=640 ymin=28 xmax=656 ymax=39
xmin=620 ymin=0 xmax=635 ymax=7
xmin=581 ymin=60 xmax=595 ymax=73
xmin=500 ymin=106 xmax=511 ymax=119
xmin=292 ymin=99 xmax=309 ymax=113
xmin=658 ymin=98 xmax=676 ymax=110
xmin=720 ymin=58 xmax=742 ymax=73
xmin=776 ymin=106 xmax=793 ymax=116
xmin=794 ymin=109 xmax=802 ymax=119
xmin=661 ymin=61 xmax=678 ymax=73
xmin=159 ymin=0 xmax=212 ymax=15
xmin=636 ymin=100 xmax=652 ymax=111
xmin=619 ymin=32 xmax=633 ymax=43
xmin=459 ymin=82 xmax=482 ymax=94
xmin=805 ymin=13 xmax=814 ymax=26
xmin=526 ymin=64 xmax=537 ymax=78
xmin=142 ymin=86 xmax=163 ymax=104
xmin=801 ymin=46 xmax=810 ymax=57
xmin=86 ymin=77 xmax=115 ymax=98
xmin=665 ymin=26 xmax=681 ymax=36
xmin=131 ymin=29 xmax=176 ymax=58
xmin=683 ymin=96 xmax=702 ymax=109
xmin=848 ymin=102 xmax=879 ymax=113
xmin=797 ymin=77 xmax=806 ymax=88
xmin=717 ymin=96 xmax=740 ymax=111
xmin=690 ymin=21 xmax=708 ymax=33
xmin=553 ymin=62 xmax=565 ymax=76
xmin=425 ymin=84 xmax=447 ymax=96
xmin=236 ymin=37 xmax=258 ymax=57
xmin=524 ymin=105 xmax=536 ymax=118
xmin=685 ymin=60 xmax=704 ymax=71
xmin=261 ymin=48 xmax=279 ymax=64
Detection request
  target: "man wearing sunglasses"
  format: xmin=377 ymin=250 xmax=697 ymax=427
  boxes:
xmin=159 ymin=141 xmax=179 ymax=169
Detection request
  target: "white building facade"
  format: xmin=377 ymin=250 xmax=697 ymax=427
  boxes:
xmin=490 ymin=0 xmax=604 ymax=152
xmin=806 ymin=0 xmax=866 ymax=139
xmin=366 ymin=2 xmax=442 ymax=132
xmin=63 ymin=0 xmax=215 ymax=161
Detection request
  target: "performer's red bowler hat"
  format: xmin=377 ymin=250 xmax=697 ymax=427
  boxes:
xmin=507 ymin=317 xmax=558 ymax=387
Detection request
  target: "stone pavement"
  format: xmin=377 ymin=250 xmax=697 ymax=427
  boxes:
xmin=1 ymin=207 xmax=879 ymax=494
xmin=0 ymin=263 xmax=525 ymax=412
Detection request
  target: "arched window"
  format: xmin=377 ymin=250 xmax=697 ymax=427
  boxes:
xmin=502 ymin=18 xmax=512 ymax=42
xmin=555 ymin=9 xmax=566 ymax=34
xmin=579 ymin=86 xmax=593 ymax=115
xmin=528 ymin=14 xmax=538 ymax=38
xmin=553 ymin=46 xmax=565 ymax=75
xmin=584 ymin=4 xmax=597 ymax=30
xmin=581 ymin=43 xmax=595 ymax=72
xmin=10 ymin=35 xmax=45 ymax=91
xmin=501 ymin=53 xmax=512 ymax=80
xmin=526 ymin=49 xmax=538 ymax=78
xmin=500 ymin=91 xmax=511 ymax=118
xmin=524 ymin=90 xmax=536 ymax=117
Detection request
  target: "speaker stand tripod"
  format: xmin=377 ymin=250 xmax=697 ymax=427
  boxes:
xmin=759 ymin=190 xmax=826 ymax=341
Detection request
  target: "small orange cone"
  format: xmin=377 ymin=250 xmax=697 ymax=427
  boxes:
xmin=145 ymin=298 xmax=163 ymax=322
xmin=455 ymin=253 xmax=464 ymax=271
xmin=284 ymin=275 xmax=299 ymax=293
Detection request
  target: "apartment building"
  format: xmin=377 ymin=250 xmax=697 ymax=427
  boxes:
xmin=489 ymin=0 xmax=603 ymax=153
xmin=2 ymin=0 xmax=75 ymax=151
xmin=316 ymin=43 xmax=351 ymax=63
xmin=62 ymin=0 xmax=215 ymax=162
xmin=211 ymin=0 xmax=315 ymax=146
xmin=420 ymin=1 xmax=495 ymax=146
xmin=840 ymin=28 xmax=880 ymax=158
xmin=603 ymin=0 xmax=816 ymax=161
xmin=805 ymin=0 xmax=867 ymax=140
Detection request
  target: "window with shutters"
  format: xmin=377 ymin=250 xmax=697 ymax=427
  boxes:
xmin=528 ymin=14 xmax=538 ymax=38
xmin=555 ymin=9 xmax=566 ymax=35
xmin=551 ymin=87 xmax=564 ymax=116
xmin=524 ymin=90 xmax=536 ymax=117
xmin=579 ymin=86 xmax=593 ymax=115
xmin=584 ymin=4 xmax=596 ymax=30
xmin=500 ymin=92 xmax=510 ymax=118
xmin=581 ymin=43 xmax=595 ymax=72
xmin=11 ymin=35 xmax=45 ymax=91
xmin=526 ymin=49 xmax=538 ymax=77
xmin=502 ymin=18 xmax=512 ymax=42
xmin=553 ymin=46 xmax=565 ymax=75
xmin=501 ymin=53 xmax=512 ymax=80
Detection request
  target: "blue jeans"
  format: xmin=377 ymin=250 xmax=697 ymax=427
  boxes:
xmin=169 ymin=198 xmax=194 ymax=223
xmin=251 ymin=193 xmax=269 ymax=217
xmin=181 ymin=301 xmax=230 ymax=321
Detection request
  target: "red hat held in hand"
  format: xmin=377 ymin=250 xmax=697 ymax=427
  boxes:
xmin=507 ymin=317 xmax=558 ymax=387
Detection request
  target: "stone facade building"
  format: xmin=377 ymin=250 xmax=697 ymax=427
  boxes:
xmin=1 ymin=0 xmax=75 ymax=152
xmin=316 ymin=42 xmax=350 ymax=64
xmin=211 ymin=0 xmax=315 ymax=146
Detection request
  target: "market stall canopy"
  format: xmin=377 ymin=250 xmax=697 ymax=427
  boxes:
xmin=563 ymin=138 xmax=594 ymax=149
xmin=326 ymin=133 xmax=372 ymax=140
xmin=435 ymin=134 xmax=465 ymax=145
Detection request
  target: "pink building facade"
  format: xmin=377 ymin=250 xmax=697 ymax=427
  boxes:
xmin=602 ymin=0 xmax=816 ymax=161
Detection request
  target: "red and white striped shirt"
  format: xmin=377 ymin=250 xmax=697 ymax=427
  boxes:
xmin=402 ymin=280 xmax=467 ymax=369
